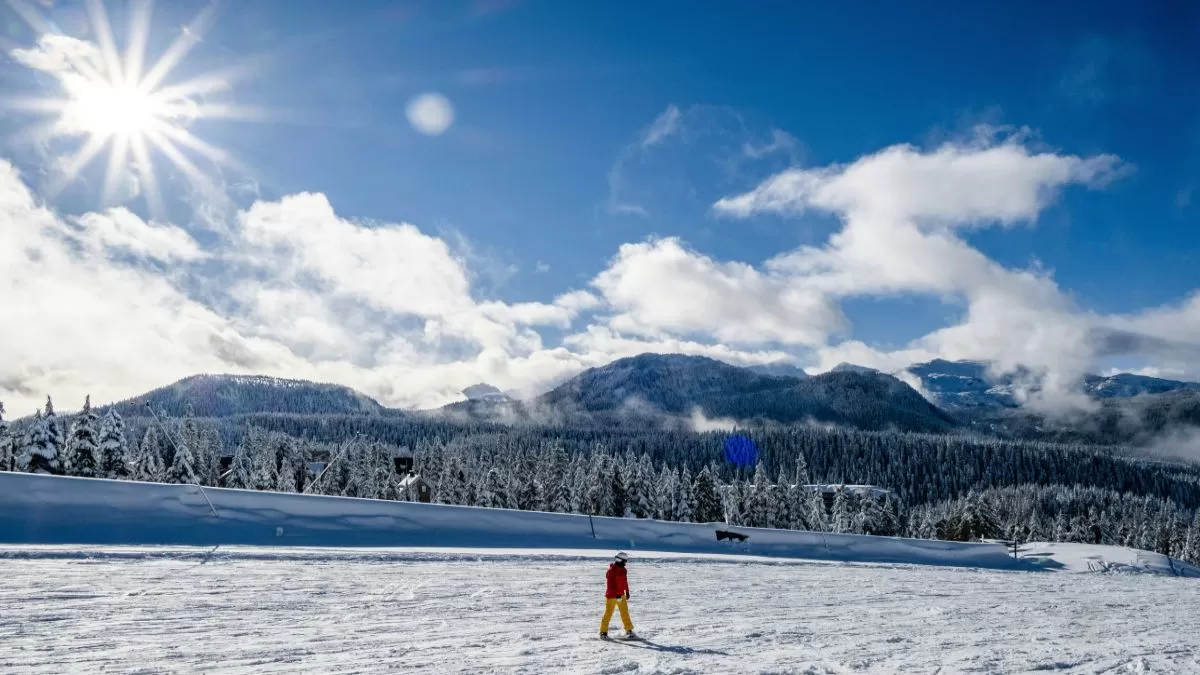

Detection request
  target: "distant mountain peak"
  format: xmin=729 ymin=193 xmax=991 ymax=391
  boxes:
xmin=109 ymin=373 xmax=385 ymax=418
xmin=744 ymin=361 xmax=810 ymax=379
xmin=830 ymin=362 xmax=878 ymax=375
xmin=462 ymin=383 xmax=510 ymax=402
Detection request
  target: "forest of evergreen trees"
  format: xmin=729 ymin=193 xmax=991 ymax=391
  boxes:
xmin=2 ymin=395 xmax=1198 ymax=566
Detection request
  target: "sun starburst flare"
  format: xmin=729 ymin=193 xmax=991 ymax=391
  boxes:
xmin=3 ymin=0 xmax=261 ymax=219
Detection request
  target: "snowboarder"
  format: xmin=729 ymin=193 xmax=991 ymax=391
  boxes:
xmin=600 ymin=552 xmax=636 ymax=640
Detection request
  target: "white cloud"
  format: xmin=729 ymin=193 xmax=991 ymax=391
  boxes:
xmin=714 ymin=141 xmax=1121 ymax=226
xmin=75 ymin=208 xmax=204 ymax=263
xmin=0 ymin=158 xmax=781 ymax=416
xmin=10 ymin=34 xmax=100 ymax=75
xmin=592 ymin=238 xmax=844 ymax=346
xmin=713 ymin=131 xmax=1200 ymax=411
xmin=641 ymin=105 xmax=681 ymax=147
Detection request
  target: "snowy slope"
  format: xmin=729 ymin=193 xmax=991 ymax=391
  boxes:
xmin=1019 ymin=541 xmax=1200 ymax=577
xmin=0 ymin=472 xmax=1016 ymax=569
xmin=1 ymin=545 xmax=1198 ymax=674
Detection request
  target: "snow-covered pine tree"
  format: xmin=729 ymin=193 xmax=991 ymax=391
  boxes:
xmin=274 ymin=435 xmax=304 ymax=494
xmin=551 ymin=479 xmax=574 ymax=514
xmin=724 ymin=480 xmax=748 ymax=526
xmin=481 ymin=467 xmax=510 ymax=509
xmin=0 ymin=401 xmax=11 ymax=472
xmin=43 ymin=396 xmax=66 ymax=470
xmin=371 ymin=443 xmax=399 ymax=500
xmin=225 ymin=438 xmax=254 ymax=490
xmin=610 ymin=461 xmax=629 ymax=517
xmin=64 ymin=395 xmax=101 ymax=478
xmin=18 ymin=409 xmax=61 ymax=474
xmin=583 ymin=454 xmax=611 ymax=516
xmin=793 ymin=451 xmax=811 ymax=488
xmin=692 ymin=467 xmax=722 ymax=523
xmin=650 ymin=466 xmax=672 ymax=520
xmin=97 ymin=409 xmax=130 ymax=479
xmin=276 ymin=452 xmax=299 ymax=493
xmin=516 ymin=467 xmax=544 ymax=511
xmin=249 ymin=436 xmax=278 ymax=491
xmin=1183 ymin=510 xmax=1200 ymax=565
xmin=805 ymin=485 xmax=828 ymax=532
xmin=830 ymin=486 xmax=852 ymax=534
xmin=130 ymin=427 xmax=165 ymax=482
xmin=857 ymin=492 xmax=885 ymax=535
xmin=631 ymin=454 xmax=655 ymax=519
xmin=879 ymin=492 xmax=901 ymax=537
xmin=342 ymin=449 xmax=370 ymax=498
xmin=165 ymin=432 xmax=199 ymax=485
xmin=746 ymin=462 xmax=775 ymax=528
xmin=195 ymin=424 xmax=223 ymax=487
xmin=675 ymin=467 xmax=695 ymax=523
xmin=437 ymin=455 xmax=467 ymax=505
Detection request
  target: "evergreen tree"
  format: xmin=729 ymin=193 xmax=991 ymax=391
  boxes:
xmin=481 ymin=468 xmax=510 ymax=509
xmin=725 ymin=480 xmax=748 ymax=526
xmin=805 ymin=486 xmax=828 ymax=532
xmin=250 ymin=437 xmax=277 ymax=491
xmin=131 ymin=427 xmax=166 ymax=482
xmin=831 ymin=486 xmax=852 ymax=534
xmin=692 ymin=467 xmax=723 ymax=523
xmin=631 ymin=455 xmax=655 ymax=518
xmin=652 ymin=467 xmax=676 ymax=520
xmin=276 ymin=453 xmax=299 ymax=493
xmin=165 ymin=432 xmax=199 ymax=485
xmin=97 ymin=410 xmax=130 ymax=479
xmin=552 ymin=479 xmax=574 ymax=514
xmin=18 ymin=409 xmax=61 ymax=474
xmin=438 ymin=455 xmax=469 ymax=505
xmin=858 ymin=493 xmax=887 ymax=536
xmin=342 ymin=450 xmax=369 ymax=498
xmin=43 ymin=396 xmax=65 ymax=469
xmin=369 ymin=443 xmax=398 ymax=500
xmin=610 ymin=462 xmax=629 ymax=517
xmin=746 ymin=462 xmax=775 ymax=528
xmin=225 ymin=438 xmax=254 ymax=490
xmin=675 ymin=467 xmax=695 ymax=523
xmin=793 ymin=452 xmax=811 ymax=488
xmin=1183 ymin=511 xmax=1200 ymax=565
xmin=64 ymin=396 xmax=101 ymax=478
xmin=0 ymin=402 xmax=11 ymax=472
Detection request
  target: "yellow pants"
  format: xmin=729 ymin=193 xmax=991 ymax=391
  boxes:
xmin=600 ymin=597 xmax=634 ymax=633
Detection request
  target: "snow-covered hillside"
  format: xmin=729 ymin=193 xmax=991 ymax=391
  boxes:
xmin=0 ymin=472 xmax=1016 ymax=569
xmin=1 ymin=545 xmax=1198 ymax=674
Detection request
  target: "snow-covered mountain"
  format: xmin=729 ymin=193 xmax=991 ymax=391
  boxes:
xmin=1083 ymin=373 xmax=1200 ymax=398
xmin=743 ymin=361 xmax=810 ymax=379
xmin=531 ymin=353 xmax=957 ymax=432
xmin=906 ymin=359 xmax=1200 ymax=410
xmin=108 ymin=374 xmax=387 ymax=418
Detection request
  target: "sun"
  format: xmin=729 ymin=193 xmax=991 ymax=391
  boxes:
xmin=2 ymin=0 xmax=258 ymax=218
xmin=63 ymin=80 xmax=166 ymax=140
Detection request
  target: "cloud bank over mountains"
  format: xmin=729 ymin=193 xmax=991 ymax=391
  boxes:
xmin=2 ymin=110 xmax=1198 ymax=416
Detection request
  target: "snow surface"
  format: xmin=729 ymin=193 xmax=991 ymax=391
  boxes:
xmin=1 ymin=545 xmax=1198 ymax=674
xmin=0 ymin=472 xmax=1018 ymax=569
xmin=1018 ymin=541 xmax=1200 ymax=577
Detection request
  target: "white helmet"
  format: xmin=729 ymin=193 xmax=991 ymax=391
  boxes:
xmin=614 ymin=551 xmax=629 ymax=562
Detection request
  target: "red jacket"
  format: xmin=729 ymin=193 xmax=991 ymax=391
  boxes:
xmin=605 ymin=562 xmax=629 ymax=599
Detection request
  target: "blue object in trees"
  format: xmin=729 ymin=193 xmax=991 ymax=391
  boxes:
xmin=723 ymin=434 xmax=758 ymax=468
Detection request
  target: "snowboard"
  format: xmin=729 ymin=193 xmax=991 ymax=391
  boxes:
xmin=600 ymin=633 xmax=644 ymax=642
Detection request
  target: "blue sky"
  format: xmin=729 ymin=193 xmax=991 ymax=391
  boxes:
xmin=0 ymin=0 xmax=1198 ymax=413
